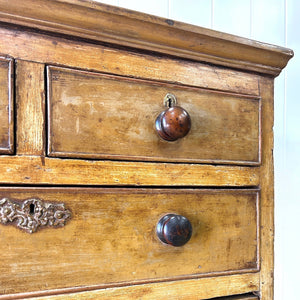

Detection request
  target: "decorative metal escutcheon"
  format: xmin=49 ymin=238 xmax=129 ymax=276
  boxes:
xmin=0 ymin=198 xmax=71 ymax=233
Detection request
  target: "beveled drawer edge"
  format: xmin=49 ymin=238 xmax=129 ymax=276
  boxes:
xmin=0 ymin=185 xmax=260 ymax=194
xmin=47 ymin=150 xmax=262 ymax=166
xmin=0 ymin=273 xmax=259 ymax=300
xmin=0 ymin=155 xmax=260 ymax=186
xmin=0 ymin=56 xmax=14 ymax=154
xmin=46 ymin=65 xmax=262 ymax=99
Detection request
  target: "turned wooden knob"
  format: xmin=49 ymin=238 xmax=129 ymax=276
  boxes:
xmin=156 ymin=214 xmax=192 ymax=247
xmin=156 ymin=106 xmax=191 ymax=141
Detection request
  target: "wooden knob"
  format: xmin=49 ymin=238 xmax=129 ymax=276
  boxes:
xmin=156 ymin=214 xmax=192 ymax=247
xmin=155 ymin=106 xmax=191 ymax=141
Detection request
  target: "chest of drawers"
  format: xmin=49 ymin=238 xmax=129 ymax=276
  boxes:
xmin=0 ymin=0 xmax=293 ymax=299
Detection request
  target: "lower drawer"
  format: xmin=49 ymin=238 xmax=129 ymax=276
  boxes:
xmin=0 ymin=188 xmax=258 ymax=295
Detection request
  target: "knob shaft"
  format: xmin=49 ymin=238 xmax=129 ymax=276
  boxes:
xmin=156 ymin=214 xmax=192 ymax=247
xmin=155 ymin=106 xmax=191 ymax=141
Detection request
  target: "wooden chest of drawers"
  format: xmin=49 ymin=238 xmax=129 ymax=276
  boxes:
xmin=0 ymin=0 xmax=293 ymax=299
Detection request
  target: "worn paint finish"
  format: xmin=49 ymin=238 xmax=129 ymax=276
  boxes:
xmin=0 ymin=188 xmax=258 ymax=295
xmin=0 ymin=1 xmax=293 ymax=299
xmin=47 ymin=66 xmax=261 ymax=165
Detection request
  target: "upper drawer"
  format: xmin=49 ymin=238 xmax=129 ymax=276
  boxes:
xmin=47 ymin=66 xmax=261 ymax=165
xmin=0 ymin=57 xmax=14 ymax=154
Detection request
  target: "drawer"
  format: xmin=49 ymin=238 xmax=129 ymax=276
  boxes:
xmin=0 ymin=188 xmax=258 ymax=295
xmin=0 ymin=57 xmax=13 ymax=154
xmin=47 ymin=66 xmax=261 ymax=165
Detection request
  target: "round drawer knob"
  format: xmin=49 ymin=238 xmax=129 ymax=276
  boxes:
xmin=156 ymin=214 xmax=192 ymax=247
xmin=155 ymin=94 xmax=191 ymax=141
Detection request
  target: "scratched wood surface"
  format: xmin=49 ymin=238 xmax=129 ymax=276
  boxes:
xmin=47 ymin=66 xmax=261 ymax=165
xmin=0 ymin=188 xmax=258 ymax=295
xmin=0 ymin=57 xmax=13 ymax=154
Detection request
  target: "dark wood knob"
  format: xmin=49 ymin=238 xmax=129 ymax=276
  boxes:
xmin=156 ymin=214 xmax=192 ymax=247
xmin=155 ymin=106 xmax=191 ymax=141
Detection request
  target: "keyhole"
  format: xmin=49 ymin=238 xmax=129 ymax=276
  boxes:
xmin=29 ymin=203 xmax=35 ymax=215
xmin=167 ymin=98 xmax=172 ymax=107
xmin=164 ymin=93 xmax=177 ymax=108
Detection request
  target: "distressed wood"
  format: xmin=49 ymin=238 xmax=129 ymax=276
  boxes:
xmin=16 ymin=60 xmax=45 ymax=155
xmin=0 ymin=0 xmax=293 ymax=76
xmin=0 ymin=57 xmax=13 ymax=154
xmin=0 ymin=188 xmax=258 ymax=295
xmin=14 ymin=273 xmax=259 ymax=300
xmin=47 ymin=66 xmax=261 ymax=165
xmin=258 ymin=77 xmax=275 ymax=299
xmin=0 ymin=27 xmax=261 ymax=97
xmin=0 ymin=1 xmax=292 ymax=298
xmin=0 ymin=156 xmax=260 ymax=186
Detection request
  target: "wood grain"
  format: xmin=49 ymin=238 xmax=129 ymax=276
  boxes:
xmin=0 ymin=1 xmax=291 ymax=298
xmin=0 ymin=188 xmax=259 ymax=296
xmin=258 ymin=76 xmax=275 ymax=299
xmin=47 ymin=66 xmax=261 ymax=165
xmin=16 ymin=60 xmax=45 ymax=155
xmin=0 ymin=57 xmax=14 ymax=154
xmin=0 ymin=27 xmax=261 ymax=97
xmin=0 ymin=0 xmax=293 ymax=76
xmin=13 ymin=273 xmax=259 ymax=300
xmin=0 ymin=155 xmax=260 ymax=186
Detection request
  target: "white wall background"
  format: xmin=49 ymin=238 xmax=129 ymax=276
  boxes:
xmin=96 ymin=1 xmax=299 ymax=299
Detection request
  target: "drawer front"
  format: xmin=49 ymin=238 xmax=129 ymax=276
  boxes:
xmin=47 ymin=66 xmax=261 ymax=165
xmin=0 ymin=188 xmax=258 ymax=295
xmin=0 ymin=57 xmax=13 ymax=154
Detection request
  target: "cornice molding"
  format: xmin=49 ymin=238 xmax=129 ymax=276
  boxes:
xmin=0 ymin=0 xmax=293 ymax=76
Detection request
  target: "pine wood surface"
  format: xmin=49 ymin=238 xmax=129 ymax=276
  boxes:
xmin=0 ymin=156 xmax=260 ymax=186
xmin=258 ymin=77 xmax=275 ymax=299
xmin=16 ymin=61 xmax=45 ymax=156
xmin=16 ymin=274 xmax=259 ymax=300
xmin=0 ymin=1 xmax=293 ymax=299
xmin=0 ymin=188 xmax=259 ymax=295
xmin=0 ymin=0 xmax=293 ymax=76
xmin=0 ymin=57 xmax=13 ymax=154
xmin=0 ymin=27 xmax=261 ymax=97
xmin=47 ymin=66 xmax=260 ymax=165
